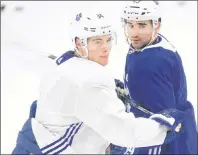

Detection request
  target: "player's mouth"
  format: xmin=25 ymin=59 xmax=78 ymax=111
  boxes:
xmin=132 ymin=39 xmax=140 ymax=43
xmin=100 ymin=55 xmax=109 ymax=58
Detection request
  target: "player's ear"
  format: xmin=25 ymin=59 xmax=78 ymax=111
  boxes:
xmin=75 ymin=37 xmax=82 ymax=50
xmin=155 ymin=18 xmax=161 ymax=32
xmin=156 ymin=22 xmax=161 ymax=31
xmin=153 ymin=21 xmax=161 ymax=34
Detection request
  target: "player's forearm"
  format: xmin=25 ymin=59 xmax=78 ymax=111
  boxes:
xmin=76 ymin=99 xmax=168 ymax=148
xmin=78 ymin=108 xmax=169 ymax=147
xmin=76 ymin=84 xmax=169 ymax=148
xmin=95 ymin=112 xmax=168 ymax=148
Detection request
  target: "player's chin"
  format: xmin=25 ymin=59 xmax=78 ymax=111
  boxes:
xmin=131 ymin=42 xmax=142 ymax=48
xmin=132 ymin=44 xmax=142 ymax=49
xmin=99 ymin=58 xmax=109 ymax=66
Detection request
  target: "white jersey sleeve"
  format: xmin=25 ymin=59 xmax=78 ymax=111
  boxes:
xmin=75 ymin=69 xmax=167 ymax=148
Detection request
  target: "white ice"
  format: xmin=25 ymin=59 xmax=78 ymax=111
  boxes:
xmin=1 ymin=1 xmax=197 ymax=154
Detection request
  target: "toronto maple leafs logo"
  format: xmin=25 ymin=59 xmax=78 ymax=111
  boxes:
xmin=75 ymin=13 xmax=82 ymax=21
xmin=133 ymin=0 xmax=141 ymax=3
xmin=133 ymin=0 xmax=159 ymax=5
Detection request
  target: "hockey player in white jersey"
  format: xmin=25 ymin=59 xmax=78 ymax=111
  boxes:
xmin=12 ymin=12 xmax=182 ymax=154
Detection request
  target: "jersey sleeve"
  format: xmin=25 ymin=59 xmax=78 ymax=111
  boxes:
xmin=75 ymin=75 xmax=168 ymax=148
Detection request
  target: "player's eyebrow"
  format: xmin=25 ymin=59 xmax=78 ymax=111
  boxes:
xmin=91 ymin=38 xmax=103 ymax=41
xmin=126 ymin=21 xmax=148 ymax=26
xmin=137 ymin=22 xmax=147 ymax=26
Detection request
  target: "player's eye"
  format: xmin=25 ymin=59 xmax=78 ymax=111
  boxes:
xmin=139 ymin=25 xmax=146 ymax=28
xmin=128 ymin=24 xmax=134 ymax=28
xmin=95 ymin=41 xmax=101 ymax=44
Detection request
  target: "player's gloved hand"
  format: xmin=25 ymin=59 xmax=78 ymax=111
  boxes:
xmin=149 ymin=113 xmax=175 ymax=131
xmin=149 ymin=109 xmax=185 ymax=144
xmin=114 ymin=79 xmax=127 ymax=102
xmin=105 ymin=143 xmax=133 ymax=155
xmin=114 ymin=79 xmax=132 ymax=112
xmin=149 ymin=109 xmax=185 ymax=133
xmin=115 ymin=79 xmax=124 ymax=90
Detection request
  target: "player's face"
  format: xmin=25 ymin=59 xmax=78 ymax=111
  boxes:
xmin=125 ymin=20 xmax=155 ymax=49
xmin=87 ymin=34 xmax=113 ymax=66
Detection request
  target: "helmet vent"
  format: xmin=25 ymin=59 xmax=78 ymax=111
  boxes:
xmin=90 ymin=28 xmax=96 ymax=32
xmin=130 ymin=6 xmax=140 ymax=8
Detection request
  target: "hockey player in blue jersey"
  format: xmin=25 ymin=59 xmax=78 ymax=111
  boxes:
xmin=109 ymin=1 xmax=197 ymax=154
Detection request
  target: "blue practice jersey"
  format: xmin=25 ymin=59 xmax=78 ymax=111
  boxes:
xmin=124 ymin=34 xmax=197 ymax=154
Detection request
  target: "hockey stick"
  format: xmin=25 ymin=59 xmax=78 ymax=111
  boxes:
xmin=115 ymin=86 xmax=154 ymax=115
xmin=124 ymin=98 xmax=182 ymax=132
xmin=125 ymin=98 xmax=154 ymax=115
xmin=3 ymin=40 xmax=58 ymax=60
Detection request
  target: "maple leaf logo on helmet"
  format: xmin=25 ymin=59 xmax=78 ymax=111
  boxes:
xmin=75 ymin=13 xmax=82 ymax=21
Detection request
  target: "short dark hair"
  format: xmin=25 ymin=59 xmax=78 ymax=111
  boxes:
xmin=75 ymin=37 xmax=79 ymax=42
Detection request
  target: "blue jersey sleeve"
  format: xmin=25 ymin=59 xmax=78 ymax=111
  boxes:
xmin=56 ymin=51 xmax=75 ymax=65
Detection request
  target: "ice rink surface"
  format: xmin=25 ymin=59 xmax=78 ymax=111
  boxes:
xmin=1 ymin=1 xmax=197 ymax=153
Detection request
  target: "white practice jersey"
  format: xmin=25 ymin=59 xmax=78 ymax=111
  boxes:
xmin=34 ymin=57 xmax=168 ymax=154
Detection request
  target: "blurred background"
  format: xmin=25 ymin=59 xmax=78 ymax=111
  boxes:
xmin=1 ymin=1 xmax=197 ymax=153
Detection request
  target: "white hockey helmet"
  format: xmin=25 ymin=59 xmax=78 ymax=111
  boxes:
xmin=70 ymin=12 xmax=117 ymax=58
xmin=121 ymin=1 xmax=161 ymax=28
